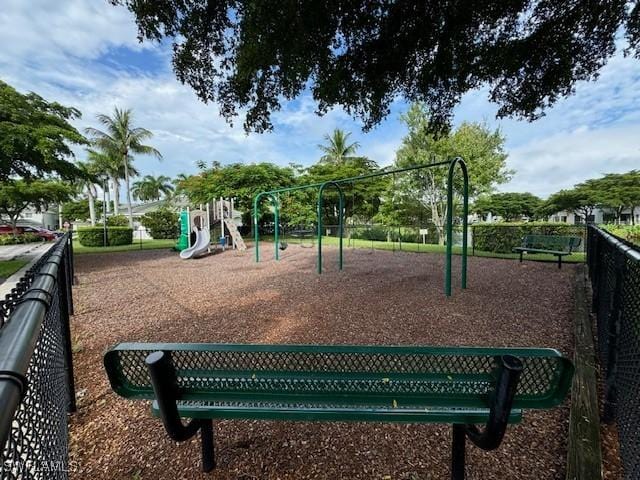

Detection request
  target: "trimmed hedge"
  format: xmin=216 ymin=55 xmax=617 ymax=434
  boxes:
xmin=78 ymin=227 xmax=133 ymax=247
xmin=472 ymin=223 xmax=585 ymax=253
xmin=107 ymin=215 xmax=129 ymax=226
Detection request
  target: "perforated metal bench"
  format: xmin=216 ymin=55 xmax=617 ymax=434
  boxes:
xmin=513 ymin=234 xmax=582 ymax=268
xmin=104 ymin=343 xmax=573 ymax=480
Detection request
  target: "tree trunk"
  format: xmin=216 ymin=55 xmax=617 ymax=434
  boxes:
xmin=112 ymin=178 xmax=120 ymax=215
xmin=124 ymin=155 xmax=134 ymax=227
xmin=87 ymin=186 xmax=97 ymax=227
xmin=105 ymin=182 xmax=111 ymax=214
xmin=10 ymin=215 xmax=19 ymax=236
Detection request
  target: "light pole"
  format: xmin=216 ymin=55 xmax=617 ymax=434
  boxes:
xmin=102 ymin=177 xmax=108 ymax=247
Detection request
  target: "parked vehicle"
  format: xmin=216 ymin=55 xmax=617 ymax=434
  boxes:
xmin=0 ymin=225 xmax=57 ymax=241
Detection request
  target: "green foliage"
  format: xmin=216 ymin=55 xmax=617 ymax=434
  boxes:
xmin=540 ymin=187 xmax=599 ymax=220
xmin=62 ymin=199 xmax=104 ymax=222
xmin=585 ymin=171 xmax=640 ymax=223
xmin=603 ymin=224 xmax=640 ymax=245
xmin=472 ymin=223 xmax=585 ymax=253
xmin=140 ymin=209 xmax=179 ymax=239
xmin=473 ymin=192 xmax=542 ymax=221
xmin=318 ymin=129 xmax=361 ymax=165
xmin=114 ymin=2 xmax=637 ymax=133
xmin=132 ymin=175 xmax=174 ymax=201
xmin=77 ymin=227 xmax=133 ymax=246
xmin=302 ymin=160 xmax=384 ymax=225
xmin=180 ymin=162 xmax=296 ymax=211
xmin=0 ymin=80 xmax=86 ymax=181
xmin=0 ymin=233 xmax=42 ymax=245
xmin=391 ymin=103 xmax=511 ymax=242
xmin=0 ymin=179 xmax=73 ymax=231
xmin=107 ymin=215 xmax=129 ymax=226
xmin=542 ymin=170 xmax=640 ymax=224
xmin=85 ymin=107 xmax=162 ymax=226
xmin=350 ymin=225 xmax=389 ymax=242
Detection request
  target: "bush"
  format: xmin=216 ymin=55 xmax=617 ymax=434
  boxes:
xmin=603 ymin=224 xmax=640 ymax=245
xmin=77 ymin=227 xmax=133 ymax=246
xmin=107 ymin=215 xmax=129 ymax=227
xmin=140 ymin=209 xmax=179 ymax=239
xmin=472 ymin=223 xmax=585 ymax=253
xmin=350 ymin=225 xmax=389 ymax=242
xmin=0 ymin=233 xmax=42 ymax=245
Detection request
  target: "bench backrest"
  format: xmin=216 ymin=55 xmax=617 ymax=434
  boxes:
xmin=105 ymin=343 xmax=573 ymax=410
xmin=522 ymin=235 xmax=582 ymax=252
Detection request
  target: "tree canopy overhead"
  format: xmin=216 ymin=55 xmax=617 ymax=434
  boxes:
xmin=114 ymin=1 xmax=639 ymax=133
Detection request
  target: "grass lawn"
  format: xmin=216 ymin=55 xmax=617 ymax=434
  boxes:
xmin=264 ymin=235 xmax=586 ymax=263
xmin=0 ymin=259 xmax=29 ymax=279
xmin=73 ymin=238 xmax=176 ymax=254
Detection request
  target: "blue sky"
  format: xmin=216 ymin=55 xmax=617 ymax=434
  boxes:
xmin=1 ymin=0 xmax=639 ymax=197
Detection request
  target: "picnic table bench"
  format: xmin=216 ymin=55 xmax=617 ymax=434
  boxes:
xmin=104 ymin=343 xmax=573 ymax=480
xmin=513 ymin=234 xmax=582 ymax=268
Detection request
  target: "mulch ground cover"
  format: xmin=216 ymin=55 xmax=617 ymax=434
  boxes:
xmin=69 ymin=245 xmax=576 ymax=479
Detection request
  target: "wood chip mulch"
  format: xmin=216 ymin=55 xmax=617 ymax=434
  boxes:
xmin=68 ymin=245 xmax=576 ymax=480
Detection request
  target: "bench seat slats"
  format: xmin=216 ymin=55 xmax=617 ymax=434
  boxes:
xmin=152 ymin=400 xmax=524 ymax=424
xmin=105 ymin=343 xmax=573 ymax=416
xmin=512 ymin=247 xmax=570 ymax=256
xmin=513 ymin=235 xmax=582 ymax=254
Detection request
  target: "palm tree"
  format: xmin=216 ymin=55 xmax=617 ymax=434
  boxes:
xmin=172 ymin=173 xmax=189 ymax=197
xmin=318 ymin=129 xmax=360 ymax=164
xmin=85 ymin=108 xmax=162 ymax=227
xmin=87 ymin=148 xmax=140 ymax=214
xmin=75 ymin=161 xmax=99 ymax=226
xmin=132 ymin=175 xmax=174 ymax=202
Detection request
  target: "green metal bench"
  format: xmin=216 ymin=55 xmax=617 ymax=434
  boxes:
xmin=104 ymin=343 xmax=573 ymax=480
xmin=513 ymin=234 xmax=582 ymax=268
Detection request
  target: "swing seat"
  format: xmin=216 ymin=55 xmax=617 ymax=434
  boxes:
xmin=278 ymin=242 xmax=288 ymax=250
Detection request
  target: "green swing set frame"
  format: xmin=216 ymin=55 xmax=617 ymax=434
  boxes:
xmin=252 ymin=157 xmax=469 ymax=296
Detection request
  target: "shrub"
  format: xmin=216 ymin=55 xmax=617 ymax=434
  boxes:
xmin=603 ymin=224 xmax=640 ymax=245
xmin=0 ymin=233 xmax=42 ymax=245
xmin=107 ymin=215 xmax=129 ymax=227
xmin=140 ymin=209 xmax=179 ymax=239
xmin=472 ymin=223 xmax=586 ymax=253
xmin=350 ymin=225 xmax=389 ymax=242
xmin=77 ymin=227 xmax=133 ymax=246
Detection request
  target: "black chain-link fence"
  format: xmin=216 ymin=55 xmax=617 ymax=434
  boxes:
xmin=586 ymin=225 xmax=640 ymax=479
xmin=0 ymin=234 xmax=75 ymax=479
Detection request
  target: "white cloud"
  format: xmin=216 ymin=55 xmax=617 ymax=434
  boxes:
xmin=504 ymin=126 xmax=640 ymax=197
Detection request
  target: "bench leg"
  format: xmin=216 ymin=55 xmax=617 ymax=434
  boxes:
xmin=200 ymin=420 xmax=215 ymax=472
xmin=557 ymin=255 xmax=562 ymax=269
xmin=519 ymin=251 xmax=523 ymax=263
xmin=451 ymin=424 xmax=466 ymax=480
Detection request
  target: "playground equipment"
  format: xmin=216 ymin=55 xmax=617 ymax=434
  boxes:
xmin=253 ymin=158 xmax=469 ymax=296
xmin=211 ymin=197 xmax=247 ymax=251
xmin=177 ymin=199 xmax=247 ymax=258
xmin=179 ymin=208 xmax=211 ymax=259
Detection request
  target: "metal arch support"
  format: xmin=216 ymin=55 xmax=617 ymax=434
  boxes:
xmin=317 ymin=181 xmax=345 ymax=274
xmin=253 ymin=192 xmax=280 ymax=262
xmin=253 ymin=158 xmax=468 ymax=296
xmin=445 ymin=157 xmax=469 ymax=297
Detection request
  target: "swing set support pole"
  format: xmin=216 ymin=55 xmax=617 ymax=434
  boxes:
xmin=317 ymin=181 xmax=344 ymax=274
xmin=254 ymin=157 xmax=468 ymax=296
xmin=445 ymin=157 xmax=469 ymax=296
xmin=253 ymin=192 xmax=280 ymax=263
